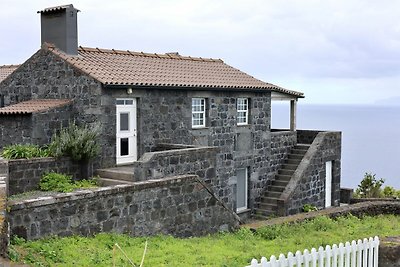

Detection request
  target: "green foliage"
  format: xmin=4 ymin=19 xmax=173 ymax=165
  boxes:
xmin=39 ymin=172 xmax=98 ymax=193
xmin=302 ymin=204 xmax=318 ymax=212
xmin=39 ymin=172 xmax=75 ymax=193
xmin=9 ymin=215 xmax=400 ymax=267
xmin=49 ymin=122 xmax=100 ymax=162
xmin=382 ymin=186 xmax=400 ymax=198
xmin=355 ymin=172 xmax=385 ymax=198
xmin=1 ymin=144 xmax=51 ymax=159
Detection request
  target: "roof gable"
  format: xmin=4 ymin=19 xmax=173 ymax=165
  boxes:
xmin=44 ymin=43 xmax=303 ymax=97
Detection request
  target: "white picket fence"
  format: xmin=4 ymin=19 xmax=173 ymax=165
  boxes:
xmin=247 ymin=236 xmax=379 ymax=267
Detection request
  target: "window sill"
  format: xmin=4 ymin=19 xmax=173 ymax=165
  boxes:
xmin=192 ymin=127 xmax=209 ymax=130
xmin=236 ymin=208 xmax=250 ymax=214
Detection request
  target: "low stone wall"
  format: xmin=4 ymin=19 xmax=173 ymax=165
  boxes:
xmin=297 ymin=130 xmax=320 ymax=144
xmin=380 ymin=236 xmax=400 ymax=267
xmin=132 ymin=146 xmax=218 ymax=186
xmin=350 ymin=197 xmax=400 ymax=203
xmin=8 ymin=175 xmax=239 ymax=240
xmin=278 ymin=131 xmax=342 ymax=215
xmin=8 ymin=157 xmax=81 ymax=195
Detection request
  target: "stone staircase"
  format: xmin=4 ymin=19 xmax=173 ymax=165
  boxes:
xmin=253 ymin=144 xmax=310 ymax=219
xmin=95 ymin=165 xmax=135 ymax=186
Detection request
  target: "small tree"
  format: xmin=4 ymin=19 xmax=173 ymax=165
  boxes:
xmin=49 ymin=121 xmax=100 ymax=179
xmin=355 ymin=173 xmax=384 ymax=198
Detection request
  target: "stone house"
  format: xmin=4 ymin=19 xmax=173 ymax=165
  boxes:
xmin=0 ymin=4 xmax=341 ymax=220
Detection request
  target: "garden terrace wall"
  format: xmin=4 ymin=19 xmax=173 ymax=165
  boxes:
xmin=8 ymin=157 xmax=80 ymax=195
xmin=7 ymin=175 xmax=239 ymax=240
xmin=278 ymin=131 xmax=342 ymax=215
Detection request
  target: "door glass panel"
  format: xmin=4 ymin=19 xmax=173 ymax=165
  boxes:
xmin=120 ymin=113 xmax=129 ymax=131
xmin=120 ymin=138 xmax=129 ymax=156
xmin=236 ymin=169 xmax=247 ymax=210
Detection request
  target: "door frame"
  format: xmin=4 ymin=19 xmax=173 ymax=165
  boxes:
xmin=325 ymin=161 xmax=333 ymax=208
xmin=116 ymin=98 xmax=137 ymax=165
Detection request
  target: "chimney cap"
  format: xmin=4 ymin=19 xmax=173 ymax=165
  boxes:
xmin=37 ymin=4 xmax=80 ymax=14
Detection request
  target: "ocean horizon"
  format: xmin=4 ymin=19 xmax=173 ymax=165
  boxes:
xmin=272 ymin=103 xmax=400 ymax=190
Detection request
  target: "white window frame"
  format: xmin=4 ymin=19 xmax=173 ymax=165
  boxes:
xmin=236 ymin=168 xmax=248 ymax=212
xmin=237 ymin=98 xmax=249 ymax=125
xmin=192 ymin=98 xmax=206 ymax=128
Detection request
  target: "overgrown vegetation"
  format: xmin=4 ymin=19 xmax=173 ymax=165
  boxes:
xmin=354 ymin=172 xmax=400 ymax=198
xmin=39 ymin=172 xmax=98 ymax=193
xmin=8 ymin=214 xmax=400 ymax=267
xmin=302 ymin=204 xmax=318 ymax=212
xmin=49 ymin=121 xmax=100 ymax=162
xmin=1 ymin=144 xmax=51 ymax=159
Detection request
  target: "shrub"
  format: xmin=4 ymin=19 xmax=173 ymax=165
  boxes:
xmin=302 ymin=204 xmax=318 ymax=212
xmin=49 ymin=122 xmax=100 ymax=162
xmin=39 ymin=172 xmax=75 ymax=193
xmin=39 ymin=172 xmax=98 ymax=193
xmin=354 ymin=173 xmax=384 ymax=198
xmin=1 ymin=144 xmax=51 ymax=159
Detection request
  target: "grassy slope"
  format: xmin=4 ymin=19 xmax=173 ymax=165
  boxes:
xmin=9 ymin=214 xmax=400 ymax=267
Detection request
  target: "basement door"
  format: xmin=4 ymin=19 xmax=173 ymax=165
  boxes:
xmin=325 ymin=161 xmax=332 ymax=208
xmin=116 ymin=99 xmax=137 ymax=165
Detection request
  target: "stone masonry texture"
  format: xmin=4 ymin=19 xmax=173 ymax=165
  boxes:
xmin=0 ymin=47 xmax=342 ymax=219
xmin=8 ymin=175 xmax=239 ymax=240
xmin=278 ymin=131 xmax=342 ymax=215
xmin=7 ymin=157 xmax=80 ymax=195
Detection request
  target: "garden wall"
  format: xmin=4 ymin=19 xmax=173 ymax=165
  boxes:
xmin=7 ymin=157 xmax=80 ymax=195
xmin=8 ymin=175 xmax=239 ymax=240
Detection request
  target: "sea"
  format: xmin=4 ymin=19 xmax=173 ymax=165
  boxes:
xmin=271 ymin=103 xmax=400 ymax=190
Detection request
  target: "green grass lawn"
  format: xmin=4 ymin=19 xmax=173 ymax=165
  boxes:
xmin=9 ymin=214 xmax=400 ymax=267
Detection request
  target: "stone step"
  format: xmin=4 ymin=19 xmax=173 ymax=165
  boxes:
xmin=288 ymin=154 xmax=304 ymax=160
xmin=280 ymin=163 xmax=298 ymax=171
xmin=256 ymin=202 xmax=278 ymax=210
xmin=264 ymin=191 xmax=281 ymax=198
xmin=253 ymin=208 xmax=276 ymax=218
xmin=96 ymin=169 xmax=135 ymax=181
xmin=271 ymin=179 xmax=289 ymax=187
xmin=267 ymin=185 xmax=286 ymax=192
xmin=291 ymin=149 xmax=307 ymax=155
xmin=278 ymin=169 xmax=294 ymax=176
xmin=97 ymin=177 xmax=134 ymax=186
xmin=259 ymin=196 xmax=280 ymax=205
xmin=294 ymin=144 xmax=310 ymax=151
xmin=275 ymin=174 xmax=291 ymax=182
xmin=286 ymin=158 xmax=302 ymax=165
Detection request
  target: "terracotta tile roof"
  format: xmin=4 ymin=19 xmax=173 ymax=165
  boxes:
xmin=44 ymin=43 xmax=303 ymax=97
xmin=0 ymin=99 xmax=72 ymax=115
xmin=0 ymin=65 xmax=20 ymax=83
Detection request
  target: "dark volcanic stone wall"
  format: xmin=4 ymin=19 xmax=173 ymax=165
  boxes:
xmin=7 ymin=157 xmax=80 ymax=195
xmin=279 ymin=131 xmax=342 ymax=215
xmin=8 ymin=175 xmax=239 ymax=240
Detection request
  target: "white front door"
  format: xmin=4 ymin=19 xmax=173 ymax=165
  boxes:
xmin=236 ymin=168 xmax=248 ymax=212
xmin=116 ymin=99 xmax=137 ymax=165
xmin=325 ymin=161 xmax=332 ymax=208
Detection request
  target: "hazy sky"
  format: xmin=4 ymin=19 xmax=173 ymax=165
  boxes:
xmin=1 ymin=0 xmax=399 ymax=104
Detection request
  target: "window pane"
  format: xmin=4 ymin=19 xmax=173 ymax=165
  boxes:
xmin=120 ymin=113 xmax=129 ymax=131
xmin=120 ymin=138 xmax=129 ymax=156
xmin=125 ymin=100 xmax=133 ymax=105
xmin=116 ymin=99 xmax=125 ymax=105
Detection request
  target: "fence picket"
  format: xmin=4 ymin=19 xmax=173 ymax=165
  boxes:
xmin=318 ymin=247 xmax=324 ymax=267
xmin=373 ymin=236 xmax=379 ymax=267
xmin=246 ymin=237 xmax=380 ymax=267
xmin=310 ymin=248 xmax=317 ymax=267
xmin=303 ymin=249 xmax=310 ymax=267
xmin=325 ymin=245 xmax=331 ymax=267
xmin=278 ymin=254 xmax=286 ymax=267
xmin=332 ymin=244 xmax=338 ymax=267
xmin=344 ymin=242 xmax=351 ymax=267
